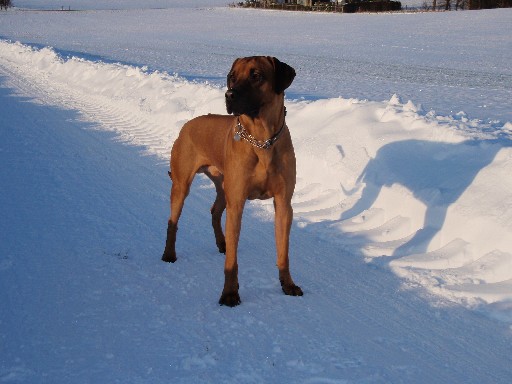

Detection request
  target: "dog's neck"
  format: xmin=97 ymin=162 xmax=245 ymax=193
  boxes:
xmin=236 ymin=105 xmax=287 ymax=150
xmin=238 ymin=100 xmax=286 ymax=133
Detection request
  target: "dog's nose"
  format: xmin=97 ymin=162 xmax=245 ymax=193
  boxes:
xmin=225 ymin=89 xmax=235 ymax=100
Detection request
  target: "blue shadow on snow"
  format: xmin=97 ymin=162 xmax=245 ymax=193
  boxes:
xmin=340 ymin=138 xmax=512 ymax=257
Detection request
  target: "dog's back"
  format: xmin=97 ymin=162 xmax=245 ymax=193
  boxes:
xmin=171 ymin=114 xmax=235 ymax=177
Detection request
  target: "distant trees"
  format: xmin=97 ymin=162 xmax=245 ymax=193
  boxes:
xmin=436 ymin=0 xmax=467 ymax=9
xmin=0 ymin=0 xmax=12 ymax=10
xmin=423 ymin=0 xmax=511 ymax=9
xmin=242 ymin=0 xmax=510 ymax=10
xmin=235 ymin=0 xmax=402 ymax=12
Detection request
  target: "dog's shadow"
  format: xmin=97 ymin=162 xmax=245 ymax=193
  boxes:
xmin=340 ymin=138 xmax=511 ymax=256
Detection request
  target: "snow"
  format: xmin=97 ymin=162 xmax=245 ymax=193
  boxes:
xmin=3 ymin=3 xmax=511 ymax=123
xmin=1 ymin=2 xmax=512 ymax=383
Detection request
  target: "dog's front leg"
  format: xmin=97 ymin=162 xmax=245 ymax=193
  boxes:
xmin=274 ymin=197 xmax=303 ymax=297
xmin=218 ymin=199 xmax=245 ymax=307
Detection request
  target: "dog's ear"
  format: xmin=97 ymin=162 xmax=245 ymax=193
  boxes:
xmin=269 ymin=57 xmax=296 ymax=94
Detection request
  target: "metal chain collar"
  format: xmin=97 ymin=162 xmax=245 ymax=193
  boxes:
xmin=233 ymin=117 xmax=286 ymax=150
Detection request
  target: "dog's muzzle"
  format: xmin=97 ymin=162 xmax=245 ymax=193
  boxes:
xmin=225 ymin=89 xmax=237 ymax=115
xmin=225 ymin=88 xmax=259 ymax=117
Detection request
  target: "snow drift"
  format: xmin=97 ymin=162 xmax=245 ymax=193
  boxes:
xmin=1 ymin=39 xmax=511 ymax=322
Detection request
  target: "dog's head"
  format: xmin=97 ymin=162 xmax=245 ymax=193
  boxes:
xmin=225 ymin=56 xmax=295 ymax=117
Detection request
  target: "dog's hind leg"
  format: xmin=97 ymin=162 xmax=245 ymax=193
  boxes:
xmin=203 ymin=166 xmax=226 ymax=254
xmin=162 ymin=161 xmax=196 ymax=263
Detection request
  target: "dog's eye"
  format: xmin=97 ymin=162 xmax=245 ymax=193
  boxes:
xmin=227 ymin=72 xmax=236 ymax=86
xmin=250 ymin=70 xmax=263 ymax=82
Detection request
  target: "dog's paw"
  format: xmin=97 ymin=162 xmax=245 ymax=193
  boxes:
xmin=217 ymin=241 xmax=226 ymax=254
xmin=282 ymin=284 xmax=303 ymax=297
xmin=161 ymin=252 xmax=177 ymax=263
xmin=219 ymin=291 xmax=241 ymax=307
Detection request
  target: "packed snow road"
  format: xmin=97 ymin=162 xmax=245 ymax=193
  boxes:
xmin=1 ymin=61 xmax=512 ymax=383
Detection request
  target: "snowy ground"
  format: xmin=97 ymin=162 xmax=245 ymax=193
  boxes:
xmin=1 ymin=2 xmax=512 ymax=383
xmin=3 ymin=2 xmax=511 ymax=123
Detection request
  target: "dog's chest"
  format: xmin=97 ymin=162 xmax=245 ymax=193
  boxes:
xmin=246 ymin=154 xmax=283 ymax=200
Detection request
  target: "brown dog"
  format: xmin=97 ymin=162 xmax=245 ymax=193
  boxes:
xmin=162 ymin=56 xmax=303 ymax=306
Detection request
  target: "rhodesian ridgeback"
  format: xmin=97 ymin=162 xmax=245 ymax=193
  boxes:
xmin=162 ymin=56 xmax=303 ymax=306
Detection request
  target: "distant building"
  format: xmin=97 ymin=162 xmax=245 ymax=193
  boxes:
xmin=468 ymin=0 xmax=512 ymax=8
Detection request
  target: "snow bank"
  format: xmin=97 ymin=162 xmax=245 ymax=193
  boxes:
xmin=1 ymin=39 xmax=512 ymax=322
xmin=3 ymin=7 xmax=511 ymax=124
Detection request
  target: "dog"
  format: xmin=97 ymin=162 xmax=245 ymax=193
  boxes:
xmin=162 ymin=56 xmax=303 ymax=306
